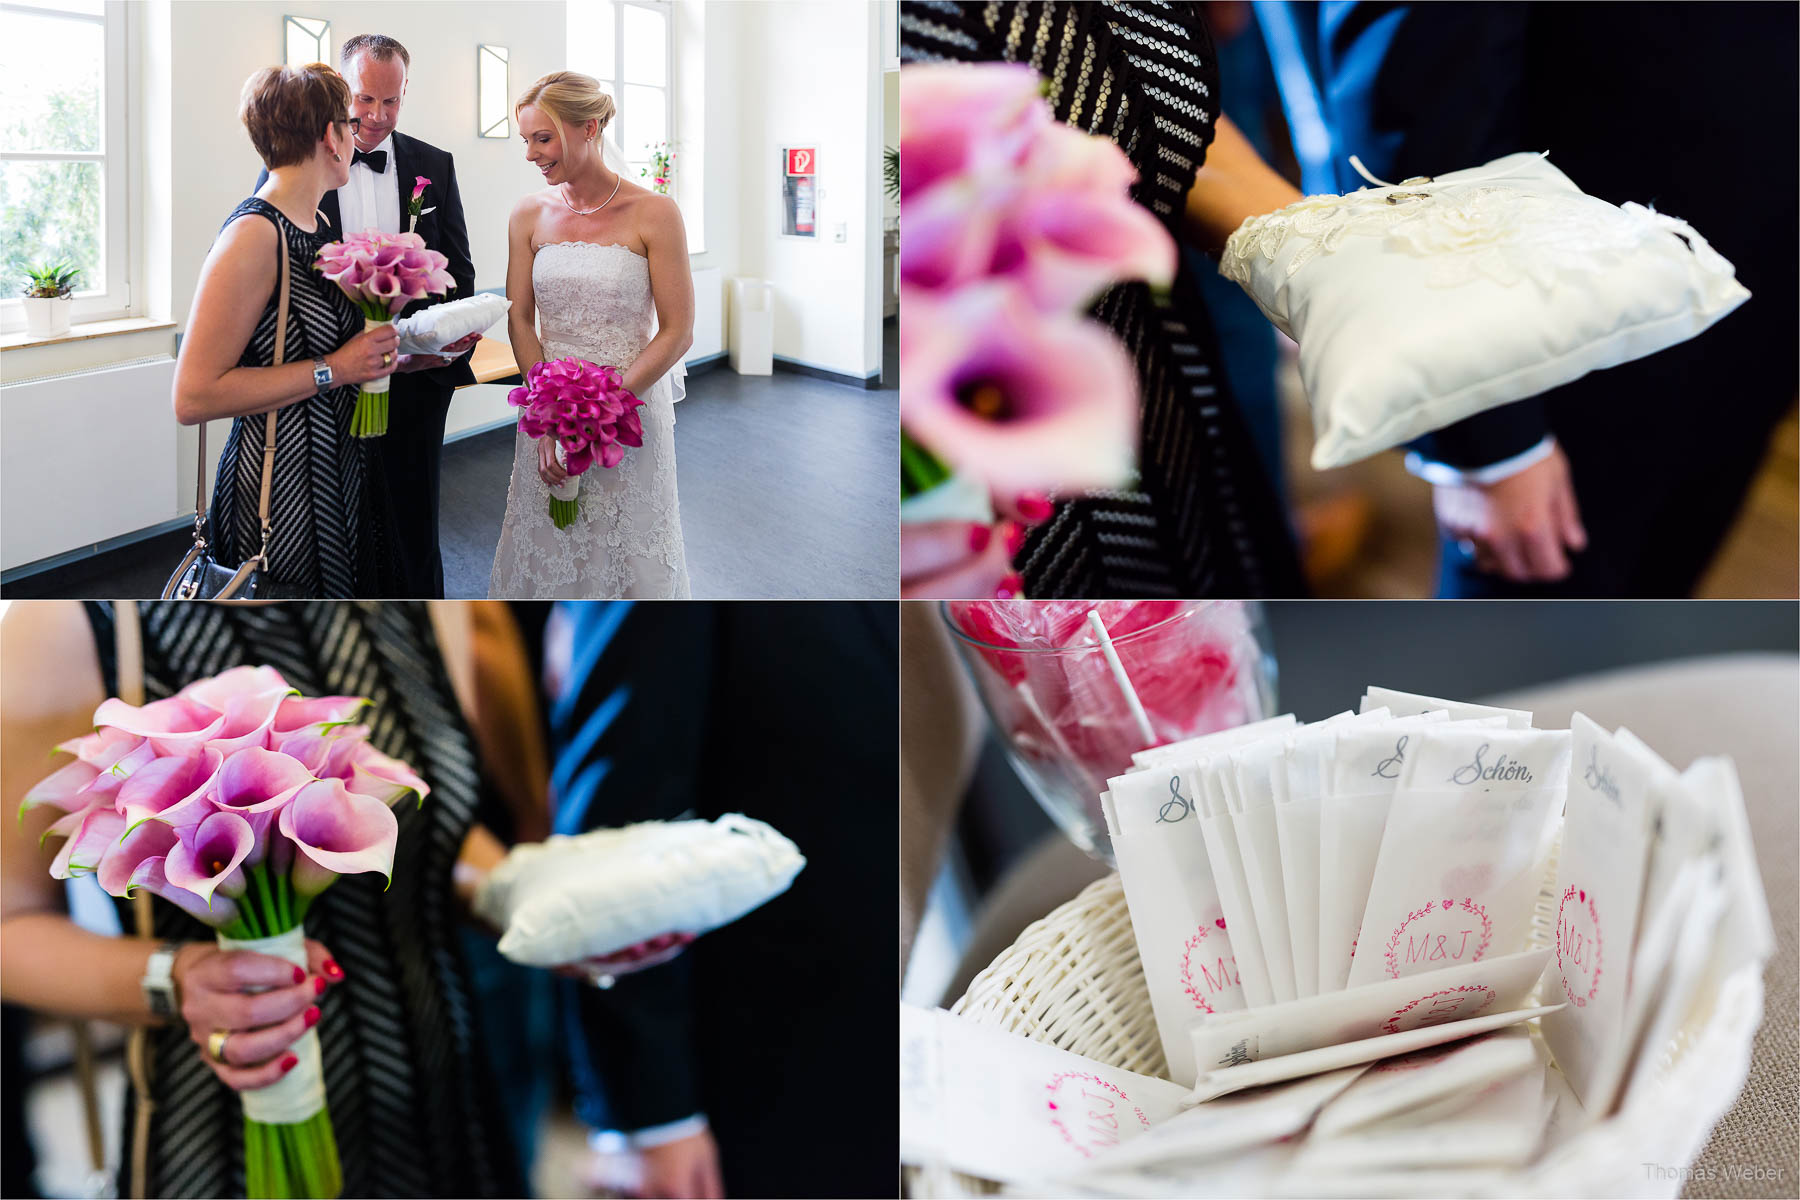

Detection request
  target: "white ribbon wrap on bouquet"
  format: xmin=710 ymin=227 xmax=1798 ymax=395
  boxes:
xmin=362 ymin=316 xmax=393 ymax=395
xmin=213 ymin=925 xmax=326 ymax=1125
xmin=549 ymin=442 xmax=582 ymax=503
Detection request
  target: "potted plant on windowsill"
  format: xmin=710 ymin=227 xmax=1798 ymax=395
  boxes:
xmin=21 ymin=260 xmax=80 ymax=337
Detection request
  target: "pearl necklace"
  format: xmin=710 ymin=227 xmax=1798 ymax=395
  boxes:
xmin=560 ymin=173 xmax=622 ymax=216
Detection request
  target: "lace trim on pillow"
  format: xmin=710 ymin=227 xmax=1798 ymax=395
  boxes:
xmin=1220 ymin=179 xmax=1739 ymax=292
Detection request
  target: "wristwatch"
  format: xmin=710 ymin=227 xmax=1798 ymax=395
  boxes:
xmin=142 ymin=941 xmax=183 ymax=1018
xmin=311 ymin=356 xmax=334 ymax=394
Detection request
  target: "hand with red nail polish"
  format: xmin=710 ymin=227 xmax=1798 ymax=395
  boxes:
xmin=1013 ymin=492 xmax=1055 ymax=525
xmin=168 ymin=938 xmax=336 ymax=1092
xmin=902 ymin=519 xmax=1015 ymax=599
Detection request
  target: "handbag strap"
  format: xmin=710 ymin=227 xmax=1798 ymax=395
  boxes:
xmin=115 ymin=605 xmax=157 ymax=1200
xmin=258 ymin=229 xmax=288 ymax=556
xmin=187 ymin=212 xmax=291 ymax=562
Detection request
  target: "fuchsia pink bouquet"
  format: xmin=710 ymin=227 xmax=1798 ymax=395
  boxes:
xmin=899 ymin=64 xmax=1176 ymax=558
xmin=315 ymin=230 xmax=456 ymax=438
xmin=25 ymin=665 xmax=430 ymax=1199
xmin=508 ymin=356 xmax=646 ymax=530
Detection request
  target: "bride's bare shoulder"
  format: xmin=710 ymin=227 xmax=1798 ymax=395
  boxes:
xmin=509 ymin=188 xmax=558 ymax=229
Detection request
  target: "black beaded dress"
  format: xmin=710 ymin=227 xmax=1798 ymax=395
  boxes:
xmin=902 ymin=1 xmax=1306 ymax=597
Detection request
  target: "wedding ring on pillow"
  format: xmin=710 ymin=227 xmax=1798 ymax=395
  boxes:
xmin=1385 ymin=190 xmax=1432 ymax=204
xmin=208 ymin=1029 xmax=232 ymax=1063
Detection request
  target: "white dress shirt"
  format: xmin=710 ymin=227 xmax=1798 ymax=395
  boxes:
xmin=337 ymin=132 xmax=401 ymax=237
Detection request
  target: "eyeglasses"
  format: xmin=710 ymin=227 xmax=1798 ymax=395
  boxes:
xmin=335 ymin=116 xmax=362 ymax=135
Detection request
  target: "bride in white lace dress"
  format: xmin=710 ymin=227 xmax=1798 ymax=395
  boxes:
xmin=490 ymin=72 xmax=693 ymax=598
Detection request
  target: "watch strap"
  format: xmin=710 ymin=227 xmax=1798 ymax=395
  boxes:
xmin=141 ymin=940 xmax=182 ymax=1018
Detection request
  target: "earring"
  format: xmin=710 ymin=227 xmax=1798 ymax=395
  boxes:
xmin=332 ymin=152 xmax=342 ymax=161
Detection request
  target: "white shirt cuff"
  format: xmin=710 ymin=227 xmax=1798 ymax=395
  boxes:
xmin=588 ymin=1113 xmax=710 ymax=1152
xmin=1405 ymin=436 xmax=1556 ymax=487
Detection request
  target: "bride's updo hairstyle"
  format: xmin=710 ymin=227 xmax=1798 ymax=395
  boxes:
xmin=515 ymin=71 xmax=616 ymax=141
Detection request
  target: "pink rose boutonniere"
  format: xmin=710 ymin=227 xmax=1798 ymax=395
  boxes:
xmin=407 ymin=176 xmax=437 ymax=233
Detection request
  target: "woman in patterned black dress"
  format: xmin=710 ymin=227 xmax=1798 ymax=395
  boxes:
xmin=900 ymin=1 xmax=1309 ymax=598
xmin=0 ymin=601 xmax=685 ymax=1197
xmin=173 ymin=64 xmax=430 ymax=597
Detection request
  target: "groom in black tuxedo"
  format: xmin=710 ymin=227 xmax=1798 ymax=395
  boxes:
xmin=259 ymin=33 xmax=478 ymax=597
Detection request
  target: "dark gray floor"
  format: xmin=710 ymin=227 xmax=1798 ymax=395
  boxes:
xmin=5 ymin=320 xmax=898 ymax=600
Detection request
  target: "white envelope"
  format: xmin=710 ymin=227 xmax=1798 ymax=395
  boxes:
xmin=1309 ymin=1026 xmax=1539 ymax=1137
xmin=1295 ymin=1064 xmax=1550 ymax=1170
xmin=1359 ymin=686 xmax=1534 ymax=728
xmin=1069 ymin=1065 xmax=1368 ymax=1178
xmin=1186 ymin=1003 xmax=1564 ymax=1102
xmin=899 ymin=1004 xmax=1189 ymax=1186
xmin=1189 ymin=946 xmax=1553 ymax=1071
xmin=1129 ymin=715 xmax=1299 ymax=770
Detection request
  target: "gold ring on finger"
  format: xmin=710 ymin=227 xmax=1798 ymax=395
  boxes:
xmin=383 ymin=352 xmax=394 ymax=366
xmin=207 ymin=1029 xmax=232 ymax=1063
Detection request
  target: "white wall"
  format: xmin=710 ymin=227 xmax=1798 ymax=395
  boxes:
xmin=730 ymin=1 xmax=883 ymax=381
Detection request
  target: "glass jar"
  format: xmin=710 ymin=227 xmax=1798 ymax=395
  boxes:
xmin=942 ymin=601 xmax=1277 ymax=862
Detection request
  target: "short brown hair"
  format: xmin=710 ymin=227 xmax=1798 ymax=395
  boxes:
xmin=340 ymin=34 xmax=411 ymax=72
xmin=239 ymin=63 xmax=351 ymax=169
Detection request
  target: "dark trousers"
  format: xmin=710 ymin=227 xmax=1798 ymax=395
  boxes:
xmin=376 ymin=372 xmax=455 ymax=598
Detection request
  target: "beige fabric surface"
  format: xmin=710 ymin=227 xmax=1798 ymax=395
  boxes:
xmin=1488 ymin=653 xmax=1798 ymax=1200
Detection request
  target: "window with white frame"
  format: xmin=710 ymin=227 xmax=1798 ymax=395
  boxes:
xmin=0 ymin=0 xmax=131 ymax=332
xmin=568 ymin=0 xmax=672 ymax=197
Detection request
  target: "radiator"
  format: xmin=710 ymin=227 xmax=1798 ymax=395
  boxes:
xmin=2 ymin=355 xmax=182 ymax=571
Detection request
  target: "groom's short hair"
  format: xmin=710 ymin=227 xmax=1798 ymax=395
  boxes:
xmin=340 ymin=33 xmax=411 ymax=73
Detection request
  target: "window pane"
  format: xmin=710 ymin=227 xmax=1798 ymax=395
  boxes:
xmin=568 ymin=0 xmax=616 ymax=82
xmin=0 ymin=159 xmax=103 ymax=297
xmin=622 ymin=84 xmax=666 ymax=161
xmin=0 ymin=10 xmax=103 ymax=153
xmin=622 ymin=4 xmax=666 ymax=87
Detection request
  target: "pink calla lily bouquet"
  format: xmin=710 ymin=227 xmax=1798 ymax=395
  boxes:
xmin=25 ymin=665 xmax=430 ymax=1200
xmin=508 ymin=357 xmax=646 ymax=530
xmin=315 ymin=230 xmax=456 ymax=438
xmin=898 ymin=63 xmax=1177 ymax=572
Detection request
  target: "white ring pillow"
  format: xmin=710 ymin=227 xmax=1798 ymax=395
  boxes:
xmin=477 ymin=814 xmax=806 ymax=967
xmin=1220 ymin=152 xmax=1750 ymax=469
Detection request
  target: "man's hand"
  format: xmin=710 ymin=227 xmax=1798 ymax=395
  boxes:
xmin=1432 ymin=443 xmax=1588 ymax=582
xmin=400 ymin=332 xmax=482 ymax=372
xmin=636 ymin=1128 xmax=724 ymax=1200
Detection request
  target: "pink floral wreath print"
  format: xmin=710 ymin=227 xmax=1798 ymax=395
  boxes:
xmin=1178 ymin=920 xmax=1225 ymax=1014
xmin=1381 ymin=984 xmax=1497 ymax=1035
xmin=1383 ymin=896 xmax=1493 ymax=979
xmin=1044 ymin=1072 xmax=1150 ymax=1157
xmin=1557 ymin=883 xmax=1603 ymax=1007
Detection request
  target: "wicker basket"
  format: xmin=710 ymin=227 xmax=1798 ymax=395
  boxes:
xmin=911 ymin=869 xmax=1765 ymax=1198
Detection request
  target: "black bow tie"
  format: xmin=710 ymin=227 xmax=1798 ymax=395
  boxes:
xmin=352 ymin=148 xmax=388 ymax=173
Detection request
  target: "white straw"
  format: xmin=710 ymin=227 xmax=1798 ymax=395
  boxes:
xmin=1086 ymin=609 xmax=1156 ymax=746
xmin=1016 ymin=680 xmax=1082 ymax=765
